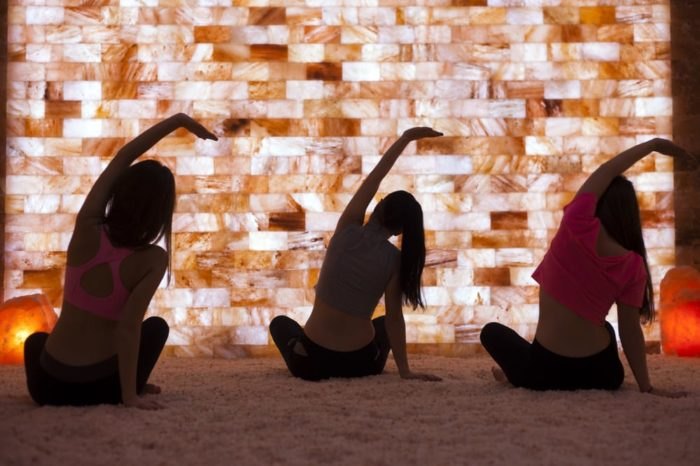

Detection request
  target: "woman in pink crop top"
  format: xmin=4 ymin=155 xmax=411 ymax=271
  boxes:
xmin=23 ymin=114 xmax=217 ymax=409
xmin=480 ymin=138 xmax=689 ymax=396
xmin=269 ymin=127 xmax=443 ymax=382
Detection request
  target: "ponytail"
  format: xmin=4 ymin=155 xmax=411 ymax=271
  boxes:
xmin=377 ymin=191 xmax=426 ymax=309
xmin=596 ymin=176 xmax=655 ymax=323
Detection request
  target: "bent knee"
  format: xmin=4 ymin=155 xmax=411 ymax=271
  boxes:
xmin=144 ymin=316 xmax=169 ymax=332
xmin=23 ymin=332 xmax=49 ymax=361
xmin=479 ymin=322 xmax=502 ymax=345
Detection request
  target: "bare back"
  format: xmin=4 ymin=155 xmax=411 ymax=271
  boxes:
xmin=534 ymin=225 xmax=628 ymax=357
xmin=304 ymin=297 xmax=376 ymax=351
xmin=45 ymin=225 xmax=163 ymax=365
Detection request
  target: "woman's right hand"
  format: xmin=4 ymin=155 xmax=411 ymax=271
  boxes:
xmin=652 ymin=138 xmax=692 ymax=158
xmin=644 ymin=387 xmax=687 ymax=398
xmin=123 ymin=396 xmax=166 ymax=410
xmin=401 ymin=127 xmax=443 ymax=141
xmin=175 ymin=113 xmax=218 ymax=141
xmin=400 ymin=371 xmax=442 ymax=382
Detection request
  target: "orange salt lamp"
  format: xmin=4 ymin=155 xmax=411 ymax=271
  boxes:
xmin=659 ymin=267 xmax=700 ymax=357
xmin=0 ymin=294 xmax=57 ymax=364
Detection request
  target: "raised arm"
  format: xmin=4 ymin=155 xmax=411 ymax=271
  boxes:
xmin=576 ymin=138 xmax=689 ymax=200
xmin=77 ymin=114 xmax=217 ymax=226
xmin=384 ymin=270 xmax=441 ymax=382
xmin=334 ymin=127 xmax=442 ymax=233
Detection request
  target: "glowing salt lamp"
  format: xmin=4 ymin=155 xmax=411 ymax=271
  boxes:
xmin=659 ymin=267 xmax=700 ymax=357
xmin=0 ymin=294 xmax=57 ymax=364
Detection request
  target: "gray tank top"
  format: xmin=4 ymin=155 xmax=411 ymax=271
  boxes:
xmin=314 ymin=222 xmax=400 ymax=318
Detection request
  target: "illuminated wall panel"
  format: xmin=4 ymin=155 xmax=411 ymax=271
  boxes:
xmin=4 ymin=1 xmax=672 ymax=356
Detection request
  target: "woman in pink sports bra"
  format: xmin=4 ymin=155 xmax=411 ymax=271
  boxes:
xmin=480 ymin=138 xmax=689 ymax=396
xmin=23 ymin=114 xmax=217 ymax=409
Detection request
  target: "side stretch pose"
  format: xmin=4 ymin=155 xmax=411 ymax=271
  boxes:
xmin=270 ymin=127 xmax=443 ymax=381
xmin=23 ymin=114 xmax=217 ymax=408
xmin=480 ymin=138 xmax=689 ymax=395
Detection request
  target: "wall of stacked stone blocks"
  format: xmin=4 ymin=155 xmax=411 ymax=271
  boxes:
xmin=2 ymin=1 xmax=677 ymax=356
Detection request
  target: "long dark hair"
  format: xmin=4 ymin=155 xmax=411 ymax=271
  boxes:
xmin=374 ymin=190 xmax=426 ymax=309
xmin=103 ymin=160 xmax=175 ymax=283
xmin=595 ymin=175 xmax=654 ymax=323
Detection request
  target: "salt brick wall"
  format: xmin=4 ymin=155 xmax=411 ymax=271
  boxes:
xmin=3 ymin=1 xmax=673 ymax=357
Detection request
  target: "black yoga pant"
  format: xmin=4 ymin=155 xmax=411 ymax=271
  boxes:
xmin=269 ymin=315 xmax=391 ymax=381
xmin=23 ymin=316 xmax=169 ymax=406
xmin=480 ymin=321 xmax=624 ymax=391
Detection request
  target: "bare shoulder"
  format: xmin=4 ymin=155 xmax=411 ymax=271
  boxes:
xmin=66 ymin=224 xmax=103 ymax=265
xmin=133 ymin=245 xmax=168 ymax=270
xmin=121 ymin=245 xmax=168 ymax=288
xmin=596 ymin=225 xmax=631 ymax=257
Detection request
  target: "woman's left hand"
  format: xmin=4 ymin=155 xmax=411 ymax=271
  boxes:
xmin=176 ymin=113 xmax=218 ymax=141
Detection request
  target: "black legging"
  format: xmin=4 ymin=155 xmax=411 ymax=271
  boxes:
xmin=480 ymin=321 xmax=624 ymax=391
xmin=24 ymin=316 xmax=169 ymax=406
xmin=269 ymin=315 xmax=391 ymax=381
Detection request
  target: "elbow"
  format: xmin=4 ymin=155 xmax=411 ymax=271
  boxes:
xmin=384 ymin=310 xmax=405 ymax=326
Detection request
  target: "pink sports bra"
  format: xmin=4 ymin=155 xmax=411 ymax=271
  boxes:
xmin=63 ymin=227 xmax=134 ymax=320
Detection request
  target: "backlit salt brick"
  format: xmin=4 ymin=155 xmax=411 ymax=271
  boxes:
xmin=545 ymin=117 xmax=582 ymax=137
xmin=580 ymin=6 xmax=616 ymax=25
xmin=451 ymin=287 xmax=490 ymax=306
xmin=469 ymin=8 xmax=506 ymax=26
xmin=634 ymin=23 xmax=670 ymax=42
xmin=582 ymin=42 xmax=620 ymax=62
xmin=632 ymin=172 xmax=673 ymax=193
xmin=511 ymin=43 xmax=547 ymax=62
xmin=26 ymin=7 xmax=65 ymax=25
xmin=380 ymin=63 xmax=417 ymax=81
xmin=506 ymin=8 xmax=543 ymax=25
xmin=343 ymin=62 xmax=380 ymax=81
xmin=0 ymin=294 xmax=57 ymax=365
xmin=635 ymin=97 xmax=672 ymax=117
xmin=544 ymin=80 xmax=581 ymax=100
xmin=543 ymin=7 xmax=579 ymax=25
xmin=659 ymin=267 xmax=700 ymax=357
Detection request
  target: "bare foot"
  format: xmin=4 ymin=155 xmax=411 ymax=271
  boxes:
xmin=142 ymin=383 xmax=162 ymax=395
xmin=491 ymin=367 xmax=508 ymax=384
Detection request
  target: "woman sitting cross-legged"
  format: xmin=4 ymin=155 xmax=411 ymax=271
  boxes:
xmin=270 ymin=127 xmax=443 ymax=382
xmin=23 ymin=114 xmax=217 ymax=409
xmin=480 ymin=138 xmax=689 ymax=396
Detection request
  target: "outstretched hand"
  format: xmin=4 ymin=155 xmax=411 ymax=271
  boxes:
xmin=176 ymin=113 xmax=218 ymax=141
xmin=124 ymin=396 xmax=166 ymax=410
xmin=645 ymin=387 xmax=688 ymax=399
xmin=400 ymin=371 xmax=442 ymax=382
xmin=652 ymin=138 xmax=693 ymax=159
xmin=401 ymin=127 xmax=443 ymax=141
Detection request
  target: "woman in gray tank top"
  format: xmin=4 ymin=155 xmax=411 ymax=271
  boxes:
xmin=270 ymin=127 xmax=443 ymax=381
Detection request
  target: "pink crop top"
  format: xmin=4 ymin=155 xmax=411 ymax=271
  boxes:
xmin=63 ymin=227 xmax=134 ymax=320
xmin=531 ymin=192 xmax=648 ymax=325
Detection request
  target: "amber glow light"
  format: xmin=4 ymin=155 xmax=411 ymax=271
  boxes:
xmin=660 ymin=267 xmax=700 ymax=357
xmin=0 ymin=294 xmax=58 ymax=365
